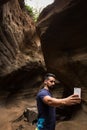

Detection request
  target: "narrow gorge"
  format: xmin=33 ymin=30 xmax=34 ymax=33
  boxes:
xmin=0 ymin=0 xmax=87 ymax=130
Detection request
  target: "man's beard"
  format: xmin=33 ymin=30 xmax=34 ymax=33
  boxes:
xmin=48 ymin=85 xmax=55 ymax=91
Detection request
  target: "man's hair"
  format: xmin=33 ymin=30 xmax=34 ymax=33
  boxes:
xmin=44 ymin=73 xmax=56 ymax=80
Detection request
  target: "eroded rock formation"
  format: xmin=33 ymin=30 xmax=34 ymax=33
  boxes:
xmin=0 ymin=1 xmax=45 ymax=129
xmin=37 ymin=0 xmax=87 ymax=129
xmin=0 ymin=0 xmax=45 ymax=77
xmin=0 ymin=0 xmax=46 ymax=97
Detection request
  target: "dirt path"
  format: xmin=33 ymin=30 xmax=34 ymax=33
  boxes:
xmin=0 ymin=98 xmax=36 ymax=130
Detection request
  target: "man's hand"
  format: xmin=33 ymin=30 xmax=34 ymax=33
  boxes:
xmin=63 ymin=94 xmax=81 ymax=106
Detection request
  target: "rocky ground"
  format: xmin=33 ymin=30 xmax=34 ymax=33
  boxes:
xmin=0 ymin=100 xmax=37 ymax=130
xmin=0 ymin=90 xmax=37 ymax=130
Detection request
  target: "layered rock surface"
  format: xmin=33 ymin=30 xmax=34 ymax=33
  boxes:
xmin=0 ymin=0 xmax=45 ymax=98
xmin=37 ymin=0 xmax=87 ymax=129
xmin=0 ymin=1 xmax=45 ymax=129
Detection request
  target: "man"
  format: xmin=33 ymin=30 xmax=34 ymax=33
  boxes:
xmin=36 ymin=73 xmax=81 ymax=130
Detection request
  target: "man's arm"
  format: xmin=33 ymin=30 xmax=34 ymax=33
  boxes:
xmin=43 ymin=95 xmax=81 ymax=107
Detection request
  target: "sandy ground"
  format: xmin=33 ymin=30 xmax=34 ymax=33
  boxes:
xmin=0 ymin=98 xmax=37 ymax=130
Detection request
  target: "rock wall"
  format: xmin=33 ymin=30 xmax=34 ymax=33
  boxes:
xmin=0 ymin=1 xmax=45 ymax=129
xmin=0 ymin=0 xmax=45 ymax=110
xmin=37 ymin=0 xmax=87 ymax=129
xmin=0 ymin=0 xmax=45 ymax=77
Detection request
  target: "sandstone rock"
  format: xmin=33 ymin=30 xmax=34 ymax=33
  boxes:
xmin=37 ymin=0 xmax=87 ymax=101
xmin=37 ymin=0 xmax=87 ymax=129
xmin=0 ymin=0 xmax=45 ymax=76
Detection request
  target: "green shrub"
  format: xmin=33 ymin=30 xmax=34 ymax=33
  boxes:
xmin=25 ymin=5 xmax=39 ymax=22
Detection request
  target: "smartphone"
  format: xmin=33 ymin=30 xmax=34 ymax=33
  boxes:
xmin=74 ymin=87 xmax=81 ymax=98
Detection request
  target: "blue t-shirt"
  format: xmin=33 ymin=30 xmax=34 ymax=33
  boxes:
xmin=36 ymin=88 xmax=56 ymax=130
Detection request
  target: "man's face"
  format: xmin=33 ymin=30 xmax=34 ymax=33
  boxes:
xmin=45 ymin=76 xmax=56 ymax=89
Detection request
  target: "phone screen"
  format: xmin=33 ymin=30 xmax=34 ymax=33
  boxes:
xmin=74 ymin=88 xmax=81 ymax=98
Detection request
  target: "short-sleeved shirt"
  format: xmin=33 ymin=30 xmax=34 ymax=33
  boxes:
xmin=36 ymin=88 xmax=56 ymax=130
